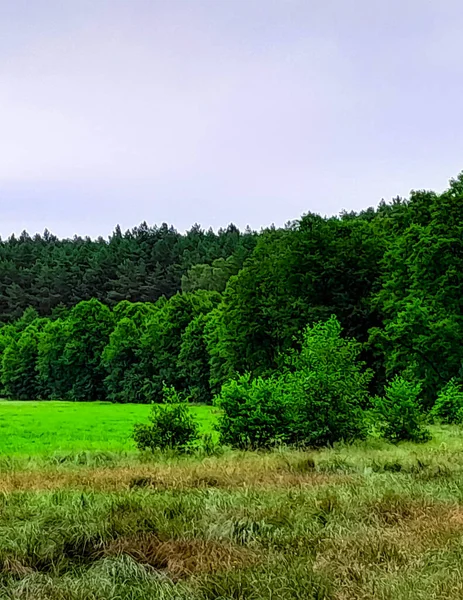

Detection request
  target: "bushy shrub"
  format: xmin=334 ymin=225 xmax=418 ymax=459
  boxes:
xmin=372 ymin=376 xmax=430 ymax=443
xmin=133 ymin=402 xmax=199 ymax=452
xmin=431 ymin=379 xmax=463 ymax=424
xmin=216 ymin=316 xmax=372 ymax=449
xmin=216 ymin=374 xmax=291 ymax=449
xmin=286 ymin=316 xmax=372 ymax=446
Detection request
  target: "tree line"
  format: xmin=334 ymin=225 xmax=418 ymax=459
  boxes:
xmin=0 ymin=222 xmax=256 ymax=321
xmin=1 ymin=173 xmax=463 ymax=410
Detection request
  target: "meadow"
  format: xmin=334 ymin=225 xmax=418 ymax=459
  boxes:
xmin=1 ymin=402 xmax=463 ymax=599
xmin=0 ymin=400 xmax=217 ymax=455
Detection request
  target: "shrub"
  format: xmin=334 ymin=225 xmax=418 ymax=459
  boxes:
xmin=133 ymin=403 xmax=199 ymax=452
xmin=372 ymin=376 xmax=430 ymax=443
xmin=285 ymin=316 xmax=371 ymax=446
xmin=216 ymin=317 xmax=372 ymax=449
xmin=431 ymin=379 xmax=463 ymax=424
xmin=215 ymin=374 xmax=291 ymax=449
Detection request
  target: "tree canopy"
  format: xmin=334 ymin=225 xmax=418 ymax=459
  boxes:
xmin=1 ymin=173 xmax=463 ymax=407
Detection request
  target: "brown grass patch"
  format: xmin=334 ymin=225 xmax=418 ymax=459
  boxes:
xmin=366 ymin=496 xmax=463 ymax=544
xmin=1 ymin=558 xmax=35 ymax=578
xmin=0 ymin=459 xmax=353 ymax=493
xmin=314 ymin=500 xmax=463 ymax=599
xmin=367 ymin=494 xmax=434 ymax=526
xmin=103 ymin=534 xmax=256 ymax=578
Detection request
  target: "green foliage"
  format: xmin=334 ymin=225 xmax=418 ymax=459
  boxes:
xmin=376 ymin=176 xmax=463 ymax=403
xmin=63 ymin=299 xmax=114 ymax=401
xmin=178 ymin=314 xmax=213 ymax=403
xmin=216 ymin=374 xmax=291 ymax=449
xmin=286 ymin=316 xmax=372 ymax=446
xmin=431 ymin=379 xmax=463 ymax=424
xmin=101 ymin=316 xmax=147 ymax=403
xmin=138 ymin=291 xmax=221 ymax=402
xmin=3 ymin=173 xmax=463 ymax=415
xmin=0 ymin=222 xmax=256 ymax=321
xmin=2 ymin=326 xmax=42 ymax=399
xmin=133 ymin=403 xmax=200 ymax=452
xmin=181 ymin=255 xmax=242 ymax=292
xmin=37 ymin=318 xmax=70 ymax=399
xmin=199 ymin=432 xmax=222 ymax=456
xmin=112 ymin=300 xmax=157 ymax=325
xmin=161 ymin=382 xmax=183 ymax=404
xmin=0 ymin=291 xmax=221 ymax=403
xmin=210 ymin=216 xmax=385 ymax=388
xmin=372 ymin=376 xmax=431 ymax=443
xmin=217 ymin=317 xmax=371 ymax=449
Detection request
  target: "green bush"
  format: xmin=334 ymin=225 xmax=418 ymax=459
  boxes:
xmin=216 ymin=374 xmax=291 ymax=449
xmin=372 ymin=376 xmax=430 ymax=443
xmin=431 ymin=379 xmax=463 ymax=424
xmin=133 ymin=403 xmax=199 ymax=452
xmin=216 ymin=317 xmax=371 ymax=449
xmin=286 ymin=316 xmax=371 ymax=446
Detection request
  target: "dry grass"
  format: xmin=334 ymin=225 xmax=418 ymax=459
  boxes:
xmin=0 ymin=452 xmax=356 ymax=493
xmin=312 ymin=497 xmax=463 ymax=599
xmin=103 ymin=535 xmax=257 ymax=578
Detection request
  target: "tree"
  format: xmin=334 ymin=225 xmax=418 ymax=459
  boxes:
xmin=2 ymin=322 xmax=44 ymax=399
xmin=133 ymin=401 xmax=200 ymax=451
xmin=286 ymin=316 xmax=372 ymax=446
xmin=376 ymin=175 xmax=463 ymax=402
xmin=216 ymin=374 xmax=292 ymax=449
xmin=138 ymin=292 xmax=221 ymax=402
xmin=181 ymin=256 xmax=242 ymax=293
xmin=217 ymin=316 xmax=372 ymax=449
xmin=62 ymin=299 xmax=114 ymax=401
xmin=0 ymin=220 xmax=255 ymax=322
xmin=210 ymin=216 xmax=384 ymax=389
xmin=102 ymin=316 xmax=147 ymax=403
xmin=178 ymin=314 xmax=213 ymax=403
xmin=431 ymin=379 xmax=463 ymax=424
xmin=372 ymin=376 xmax=430 ymax=443
xmin=37 ymin=318 xmax=70 ymax=399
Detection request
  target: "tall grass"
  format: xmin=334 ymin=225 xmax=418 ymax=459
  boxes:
xmin=0 ymin=427 xmax=463 ymax=597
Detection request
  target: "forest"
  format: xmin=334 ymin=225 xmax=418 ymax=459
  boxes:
xmin=1 ymin=173 xmax=463 ymax=433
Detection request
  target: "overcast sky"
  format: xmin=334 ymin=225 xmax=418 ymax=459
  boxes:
xmin=1 ymin=0 xmax=462 ymax=239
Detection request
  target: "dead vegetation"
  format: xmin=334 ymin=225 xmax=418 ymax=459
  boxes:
xmin=103 ymin=535 xmax=257 ymax=578
xmin=0 ymin=452 xmax=355 ymax=493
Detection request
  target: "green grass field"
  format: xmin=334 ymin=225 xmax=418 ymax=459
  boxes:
xmin=0 ymin=400 xmax=217 ymax=455
xmin=3 ymin=401 xmax=463 ymax=599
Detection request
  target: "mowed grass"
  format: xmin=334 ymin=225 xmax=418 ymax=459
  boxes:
xmin=0 ymin=400 xmax=217 ymax=455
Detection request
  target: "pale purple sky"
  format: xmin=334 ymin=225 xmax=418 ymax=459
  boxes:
xmin=1 ymin=0 xmax=462 ymax=239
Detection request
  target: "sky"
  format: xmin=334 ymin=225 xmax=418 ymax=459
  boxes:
xmin=1 ymin=0 xmax=463 ymax=239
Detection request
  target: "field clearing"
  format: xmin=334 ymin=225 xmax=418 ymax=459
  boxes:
xmin=0 ymin=400 xmax=217 ymax=455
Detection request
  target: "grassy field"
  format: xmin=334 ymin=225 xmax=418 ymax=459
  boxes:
xmin=2 ymin=402 xmax=463 ymax=598
xmin=0 ymin=400 xmax=217 ymax=455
